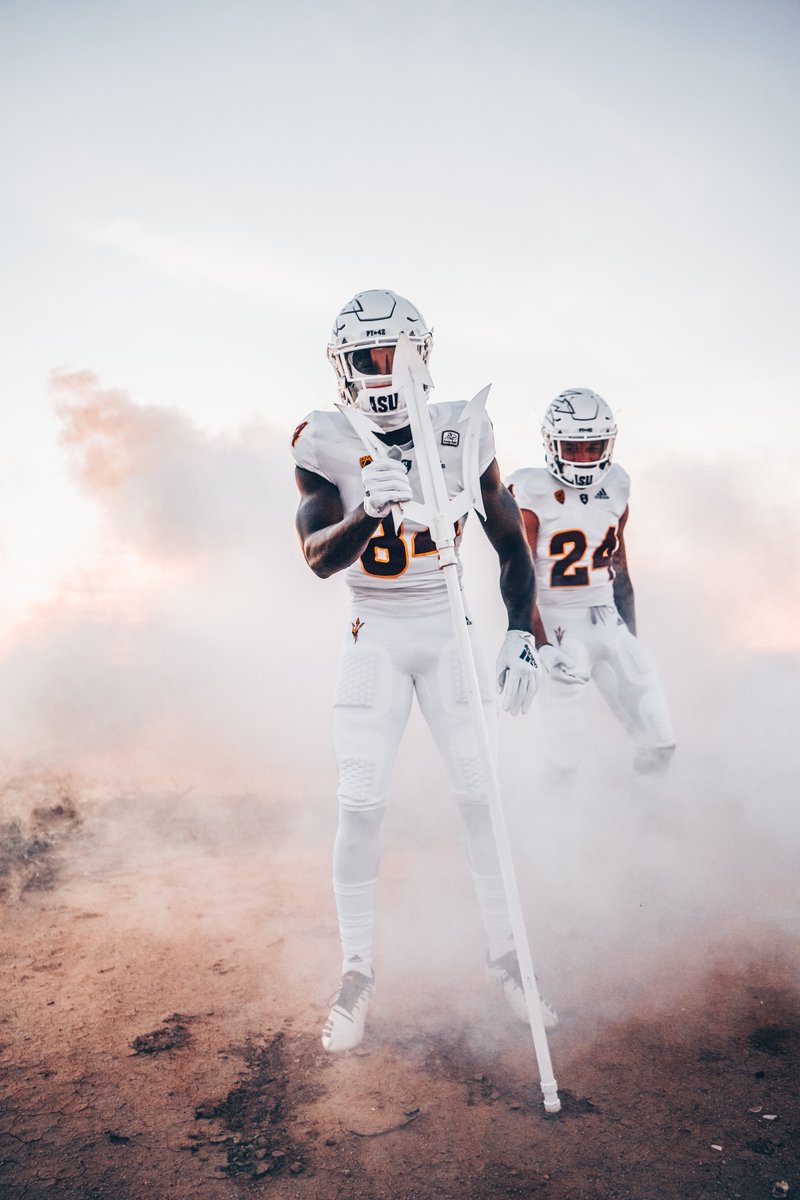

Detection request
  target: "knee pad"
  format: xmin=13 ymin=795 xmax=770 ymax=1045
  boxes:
xmin=637 ymin=687 xmax=677 ymax=751
xmin=623 ymin=634 xmax=675 ymax=749
xmin=615 ymin=628 xmax=658 ymax=684
xmin=454 ymin=754 xmax=490 ymax=803
xmin=337 ymin=756 xmax=383 ymax=813
xmin=599 ymin=630 xmax=675 ymax=747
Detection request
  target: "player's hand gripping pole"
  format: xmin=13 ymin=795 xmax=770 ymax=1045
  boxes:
xmin=343 ymin=335 xmax=560 ymax=1115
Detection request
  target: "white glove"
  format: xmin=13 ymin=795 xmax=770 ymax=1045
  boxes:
xmin=538 ymin=643 xmax=590 ymax=686
xmin=496 ymin=630 xmax=541 ymax=716
xmin=362 ymin=458 xmax=413 ymax=519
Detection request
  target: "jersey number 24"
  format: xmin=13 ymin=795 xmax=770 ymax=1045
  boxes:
xmin=550 ymin=526 xmax=617 ymax=587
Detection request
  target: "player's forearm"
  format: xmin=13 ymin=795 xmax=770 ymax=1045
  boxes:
xmin=480 ymin=467 xmax=536 ymax=631
xmin=613 ymin=572 xmax=637 ymax=635
xmin=498 ymin=544 xmax=536 ymax=633
xmin=302 ymin=508 xmax=380 ymax=578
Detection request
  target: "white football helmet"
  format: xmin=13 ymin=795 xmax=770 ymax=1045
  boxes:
xmin=327 ymin=289 xmax=433 ymax=430
xmin=542 ymin=389 xmax=617 ymax=488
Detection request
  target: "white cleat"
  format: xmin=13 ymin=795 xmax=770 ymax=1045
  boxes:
xmin=487 ymin=952 xmax=559 ymax=1030
xmin=321 ymin=969 xmax=375 ymax=1053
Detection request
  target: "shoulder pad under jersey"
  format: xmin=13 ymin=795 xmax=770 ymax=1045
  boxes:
xmin=603 ymin=463 xmax=631 ymax=509
xmin=505 ymin=466 xmax=553 ymax=510
xmin=290 ymin=409 xmax=346 ymax=484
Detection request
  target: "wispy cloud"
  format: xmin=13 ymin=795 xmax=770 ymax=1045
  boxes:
xmin=85 ymin=217 xmax=337 ymax=309
xmin=0 ymin=369 xmax=332 ymax=789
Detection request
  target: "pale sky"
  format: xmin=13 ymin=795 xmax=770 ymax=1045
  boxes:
xmin=1 ymin=0 xmax=799 ymax=626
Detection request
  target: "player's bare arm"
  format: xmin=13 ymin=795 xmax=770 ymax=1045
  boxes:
xmin=479 ymin=459 xmax=535 ymax=633
xmin=517 ymin=506 xmax=549 ymax=649
xmin=519 ymin=506 xmax=539 ymax=558
xmin=295 ymin=466 xmax=380 ymax=579
xmin=510 ymin=498 xmax=552 ymax=651
xmin=611 ymin=506 xmax=637 ymax=636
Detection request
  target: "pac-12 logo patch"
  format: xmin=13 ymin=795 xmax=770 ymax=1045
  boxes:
xmin=579 ymin=493 xmax=589 ymax=505
xmin=291 ymin=420 xmax=308 ymax=447
xmin=441 ymin=430 xmax=460 ymax=447
xmin=359 ymin=455 xmax=373 ymax=468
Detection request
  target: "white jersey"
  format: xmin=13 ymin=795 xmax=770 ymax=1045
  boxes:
xmin=292 ymin=401 xmax=496 ymax=607
xmin=506 ymin=464 xmax=630 ymax=609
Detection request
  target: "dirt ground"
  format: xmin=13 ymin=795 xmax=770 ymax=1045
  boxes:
xmin=0 ymin=772 xmax=798 ymax=1200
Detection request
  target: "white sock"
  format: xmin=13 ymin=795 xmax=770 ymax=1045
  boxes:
xmin=471 ymin=870 xmax=515 ymax=962
xmin=333 ymin=877 xmax=377 ymax=977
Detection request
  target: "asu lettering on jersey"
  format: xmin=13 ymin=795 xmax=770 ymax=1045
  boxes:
xmin=292 ymin=402 xmax=496 ymax=607
xmin=507 ymin=464 xmax=630 ymax=609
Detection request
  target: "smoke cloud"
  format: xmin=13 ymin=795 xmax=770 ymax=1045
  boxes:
xmin=1 ymin=371 xmax=797 ymax=1030
xmin=1 ymin=370 xmax=343 ymax=791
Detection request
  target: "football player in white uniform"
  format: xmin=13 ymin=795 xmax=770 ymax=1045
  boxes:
xmin=293 ymin=289 xmax=557 ymax=1052
xmin=507 ymin=389 xmax=676 ymax=784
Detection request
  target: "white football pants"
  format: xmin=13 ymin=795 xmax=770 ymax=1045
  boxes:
xmin=331 ymin=599 xmax=514 ymax=976
xmin=538 ymin=603 xmax=676 ymax=775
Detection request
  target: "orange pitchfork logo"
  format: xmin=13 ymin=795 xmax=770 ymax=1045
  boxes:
xmin=351 ymin=617 xmax=365 ymax=643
